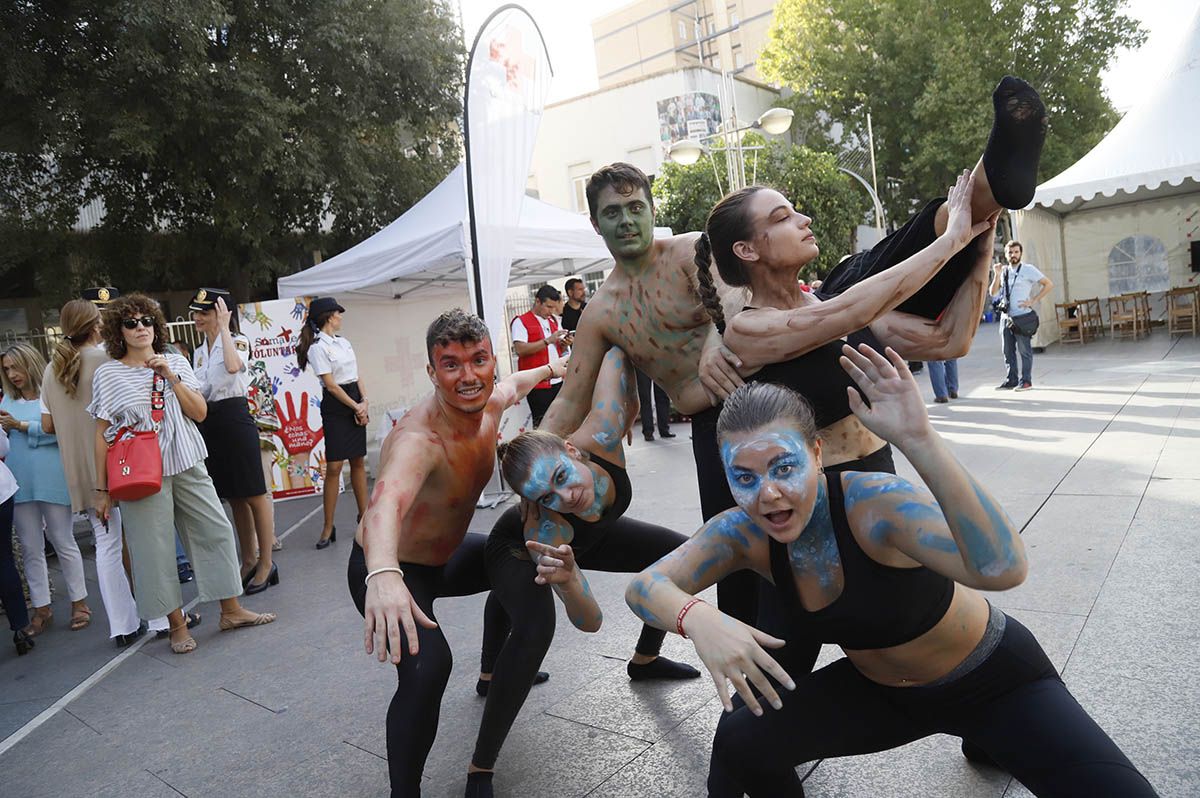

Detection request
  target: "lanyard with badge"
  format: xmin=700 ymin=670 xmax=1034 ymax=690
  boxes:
xmin=1003 ymin=263 xmax=1023 ymax=313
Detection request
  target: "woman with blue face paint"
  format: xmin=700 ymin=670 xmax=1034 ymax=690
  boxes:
xmin=627 ymin=345 xmax=1156 ymax=798
xmin=466 ymin=346 xmax=701 ymax=797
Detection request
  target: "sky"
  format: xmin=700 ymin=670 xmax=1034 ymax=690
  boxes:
xmin=457 ymin=0 xmax=1200 ymax=111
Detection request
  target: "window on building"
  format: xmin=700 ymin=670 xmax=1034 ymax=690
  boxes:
xmin=679 ymin=20 xmax=687 ymax=40
xmin=571 ymin=175 xmax=590 ymax=214
xmin=731 ymin=11 xmax=739 ymax=26
xmin=584 ymin=270 xmax=607 ymax=295
xmin=735 ymin=51 xmax=744 ymax=69
xmin=712 ymin=55 xmax=722 ymax=71
xmin=709 ymin=21 xmax=717 ymax=34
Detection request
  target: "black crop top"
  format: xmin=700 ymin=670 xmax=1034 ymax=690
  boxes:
xmin=497 ymin=453 xmax=632 ymax=558
xmin=748 ymin=317 xmax=884 ymax=430
xmin=768 ymin=475 xmax=954 ymax=650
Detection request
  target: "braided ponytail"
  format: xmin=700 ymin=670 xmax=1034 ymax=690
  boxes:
xmin=693 ymin=233 xmax=726 ymax=335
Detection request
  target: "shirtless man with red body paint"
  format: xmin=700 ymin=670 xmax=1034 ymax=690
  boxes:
xmin=347 ymin=308 xmax=565 ymax=798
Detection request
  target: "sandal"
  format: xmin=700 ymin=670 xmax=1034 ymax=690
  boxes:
xmin=28 ymin=609 xmax=52 ymax=637
xmin=167 ymin=623 xmax=197 ymax=655
xmin=156 ymin=611 xmax=202 ymax=639
xmin=219 ymin=611 xmax=277 ymax=631
xmin=70 ymin=605 xmax=93 ymax=631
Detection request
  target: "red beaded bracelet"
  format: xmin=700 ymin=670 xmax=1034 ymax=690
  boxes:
xmin=676 ymin=598 xmax=703 ymax=638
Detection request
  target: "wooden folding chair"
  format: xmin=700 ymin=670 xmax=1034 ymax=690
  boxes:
xmin=1055 ymin=301 xmax=1085 ymax=344
xmin=1167 ymin=286 xmax=1199 ymax=337
xmin=1108 ymin=294 xmax=1141 ymax=340
xmin=1131 ymin=291 xmax=1152 ymax=337
xmin=1079 ymin=297 xmax=1104 ymax=339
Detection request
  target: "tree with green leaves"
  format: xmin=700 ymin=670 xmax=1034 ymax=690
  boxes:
xmin=758 ymin=0 xmax=1145 ymax=220
xmin=0 ymin=0 xmax=463 ymax=304
xmin=654 ymin=136 xmax=865 ymax=280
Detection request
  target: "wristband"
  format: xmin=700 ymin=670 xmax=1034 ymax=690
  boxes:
xmin=364 ymin=566 xmax=405 ymax=587
xmin=676 ymin=598 xmax=703 ymax=638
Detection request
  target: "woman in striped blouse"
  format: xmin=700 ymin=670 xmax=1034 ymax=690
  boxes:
xmin=89 ymin=293 xmax=275 ymax=654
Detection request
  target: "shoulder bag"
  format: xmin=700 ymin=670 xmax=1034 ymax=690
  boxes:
xmin=107 ymin=373 xmax=165 ymax=501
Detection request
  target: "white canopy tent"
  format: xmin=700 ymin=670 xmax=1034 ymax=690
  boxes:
xmin=1013 ymin=7 xmax=1200 ymax=344
xmin=278 ymin=163 xmax=670 ymax=299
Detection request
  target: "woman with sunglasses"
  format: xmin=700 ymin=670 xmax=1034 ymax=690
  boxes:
xmin=189 ymin=288 xmax=278 ymax=594
xmin=89 ymin=294 xmax=275 ymax=654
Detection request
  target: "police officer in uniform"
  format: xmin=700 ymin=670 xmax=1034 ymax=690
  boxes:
xmin=189 ymin=288 xmax=279 ymax=593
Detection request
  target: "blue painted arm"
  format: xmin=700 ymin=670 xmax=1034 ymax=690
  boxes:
xmin=523 ymin=504 xmax=602 ymax=632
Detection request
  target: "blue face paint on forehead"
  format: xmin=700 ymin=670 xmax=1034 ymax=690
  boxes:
xmin=720 ymin=428 xmax=813 ymax=510
xmin=520 ymin=451 xmax=584 ymax=512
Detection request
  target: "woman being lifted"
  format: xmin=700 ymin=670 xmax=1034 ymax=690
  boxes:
xmin=627 ymin=345 xmax=1156 ymax=798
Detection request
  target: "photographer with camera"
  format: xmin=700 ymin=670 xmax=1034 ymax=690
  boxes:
xmin=990 ymin=240 xmax=1052 ymax=391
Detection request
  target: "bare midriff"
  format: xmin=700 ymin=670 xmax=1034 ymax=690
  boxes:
xmin=845 ymin=584 xmax=992 ymax=687
xmin=817 ymin=415 xmax=888 ymax=469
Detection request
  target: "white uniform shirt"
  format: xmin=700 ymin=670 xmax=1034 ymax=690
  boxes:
xmin=193 ymin=333 xmax=250 ymax=401
xmin=307 ymin=332 xmax=359 ymax=384
xmin=0 ymin=429 xmax=18 ymax=505
xmin=510 ymin=314 xmax=563 ymax=386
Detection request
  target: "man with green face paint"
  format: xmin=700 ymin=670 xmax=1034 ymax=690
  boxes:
xmin=539 ymin=162 xmax=760 ymax=623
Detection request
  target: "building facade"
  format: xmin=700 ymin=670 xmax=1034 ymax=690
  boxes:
xmin=592 ymin=0 xmax=778 ymax=87
xmin=527 ymin=66 xmax=781 ymax=213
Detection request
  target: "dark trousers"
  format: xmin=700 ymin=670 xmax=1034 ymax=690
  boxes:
xmin=1002 ymin=321 xmax=1035 ymax=384
xmin=635 ymin=368 xmax=672 ymax=435
xmin=348 ymin=537 xmax=497 ymax=798
xmin=526 ymin=382 xmax=561 ymax=428
xmin=0 ymin=498 xmax=28 ymax=632
xmin=472 ymin=507 xmax=690 ymax=769
xmin=708 ymin=615 xmax=1156 ymax=798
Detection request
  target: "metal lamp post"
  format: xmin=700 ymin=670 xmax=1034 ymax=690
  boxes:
xmin=666 ymin=102 xmax=795 ymax=194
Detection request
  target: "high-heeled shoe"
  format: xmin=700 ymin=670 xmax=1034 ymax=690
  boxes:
xmin=315 ymin=525 xmax=336 ymax=550
xmin=245 ymin=562 xmax=280 ymax=595
xmin=241 ymin=562 xmax=260 ymax=589
xmin=14 ymin=629 xmax=35 ymax=656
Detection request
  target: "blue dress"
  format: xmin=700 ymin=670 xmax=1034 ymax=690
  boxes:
xmin=1 ymin=396 xmax=70 ymax=506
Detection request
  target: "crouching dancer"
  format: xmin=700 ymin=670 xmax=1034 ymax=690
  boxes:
xmin=468 ymin=346 xmax=699 ymax=796
xmin=626 ymin=345 xmax=1156 ymax=797
xmin=350 ymin=309 xmax=566 ymax=798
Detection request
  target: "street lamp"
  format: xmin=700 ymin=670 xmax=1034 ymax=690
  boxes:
xmin=666 ymin=106 xmax=795 ymax=192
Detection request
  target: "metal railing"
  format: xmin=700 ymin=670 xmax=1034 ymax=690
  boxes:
xmin=0 ymin=318 xmax=201 ymax=362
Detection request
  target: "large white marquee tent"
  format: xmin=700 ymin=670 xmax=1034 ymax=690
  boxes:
xmin=1013 ymin=7 xmax=1200 ymax=345
xmin=277 ymin=163 xmax=670 ymax=425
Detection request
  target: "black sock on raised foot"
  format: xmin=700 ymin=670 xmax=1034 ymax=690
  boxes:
xmin=982 ymin=76 xmax=1048 ymax=209
xmin=627 ymin=656 xmax=701 ymax=681
xmin=475 ymin=670 xmax=550 ymax=697
xmin=464 ymin=771 xmax=494 ymax=798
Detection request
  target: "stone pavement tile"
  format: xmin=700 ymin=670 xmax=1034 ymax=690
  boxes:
xmin=0 ymin=696 xmax=55 ymax=741
xmin=587 ymin=698 xmax=723 ymax=798
xmin=1004 ymin=671 xmax=1199 ymax=798
xmin=544 ymin=657 xmax=716 ymax=743
xmin=193 ymin=741 xmax=389 ymax=798
xmin=7 ymin=710 xmax=143 ymax=798
xmin=990 ymin=494 xmax=1140 ymax=616
xmin=1062 ymin=482 xmax=1200 ymax=692
xmin=424 ymin=714 xmax=650 ymax=798
xmin=803 ymin=734 xmax=1011 ymax=798
xmin=89 ymin=768 xmax=193 ymax=798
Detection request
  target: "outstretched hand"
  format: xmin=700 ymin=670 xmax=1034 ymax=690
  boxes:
xmin=525 ymin=540 xmax=578 ymax=586
xmin=683 ymin=601 xmax=795 ymax=717
xmin=364 ymin=571 xmax=438 ymax=664
xmin=839 ymin=344 xmax=934 ymax=451
xmin=942 ymin=170 xmax=995 ymax=251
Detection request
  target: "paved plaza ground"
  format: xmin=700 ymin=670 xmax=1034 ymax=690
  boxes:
xmin=2 ymin=322 xmax=1198 ymax=797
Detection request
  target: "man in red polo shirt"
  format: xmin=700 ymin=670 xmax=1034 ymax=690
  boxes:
xmin=511 ymin=285 xmax=568 ymax=426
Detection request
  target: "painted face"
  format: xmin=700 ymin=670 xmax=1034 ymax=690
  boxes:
xmin=1 ymin=356 xmax=26 ymax=391
xmin=427 ymin=338 xmax=496 ymax=413
xmin=721 ymin=423 xmax=820 ymax=542
xmin=519 ymin=449 xmax=597 ymax=514
xmin=739 ymin=189 xmax=818 ymax=271
xmin=591 ymin=185 xmax=655 ymax=259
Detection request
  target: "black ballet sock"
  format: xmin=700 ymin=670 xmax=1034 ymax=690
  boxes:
xmin=475 ymin=670 xmax=550 ymax=697
xmin=627 ymin=656 xmax=701 ymax=681
xmin=464 ymin=771 xmax=494 ymax=798
xmin=982 ymin=75 xmax=1048 ymax=209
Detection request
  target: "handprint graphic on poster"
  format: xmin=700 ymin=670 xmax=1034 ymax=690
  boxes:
xmin=238 ymin=296 xmax=329 ymax=500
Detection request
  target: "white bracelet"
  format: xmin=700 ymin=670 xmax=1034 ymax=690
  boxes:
xmin=364 ymin=566 xmax=405 ymax=586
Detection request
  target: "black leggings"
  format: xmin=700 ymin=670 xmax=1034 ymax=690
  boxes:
xmin=819 ymin=197 xmax=986 ymax=320
xmin=471 ymin=506 xmax=690 ymax=769
xmin=708 ymin=614 xmax=1157 ymax=798
xmin=348 ymin=537 xmax=494 ymax=798
xmin=0 ymin=498 xmax=27 ymax=632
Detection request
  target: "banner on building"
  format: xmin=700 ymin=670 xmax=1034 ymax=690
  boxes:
xmin=463 ymin=4 xmax=554 ymax=347
xmin=658 ymin=91 xmax=722 ymax=147
xmin=238 ymin=297 xmax=336 ymax=501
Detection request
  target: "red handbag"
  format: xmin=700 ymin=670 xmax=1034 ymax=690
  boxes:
xmin=107 ymin=374 xmax=165 ymax=501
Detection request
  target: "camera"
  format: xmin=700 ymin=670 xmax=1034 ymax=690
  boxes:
xmin=992 ymin=297 xmax=1008 ymax=315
